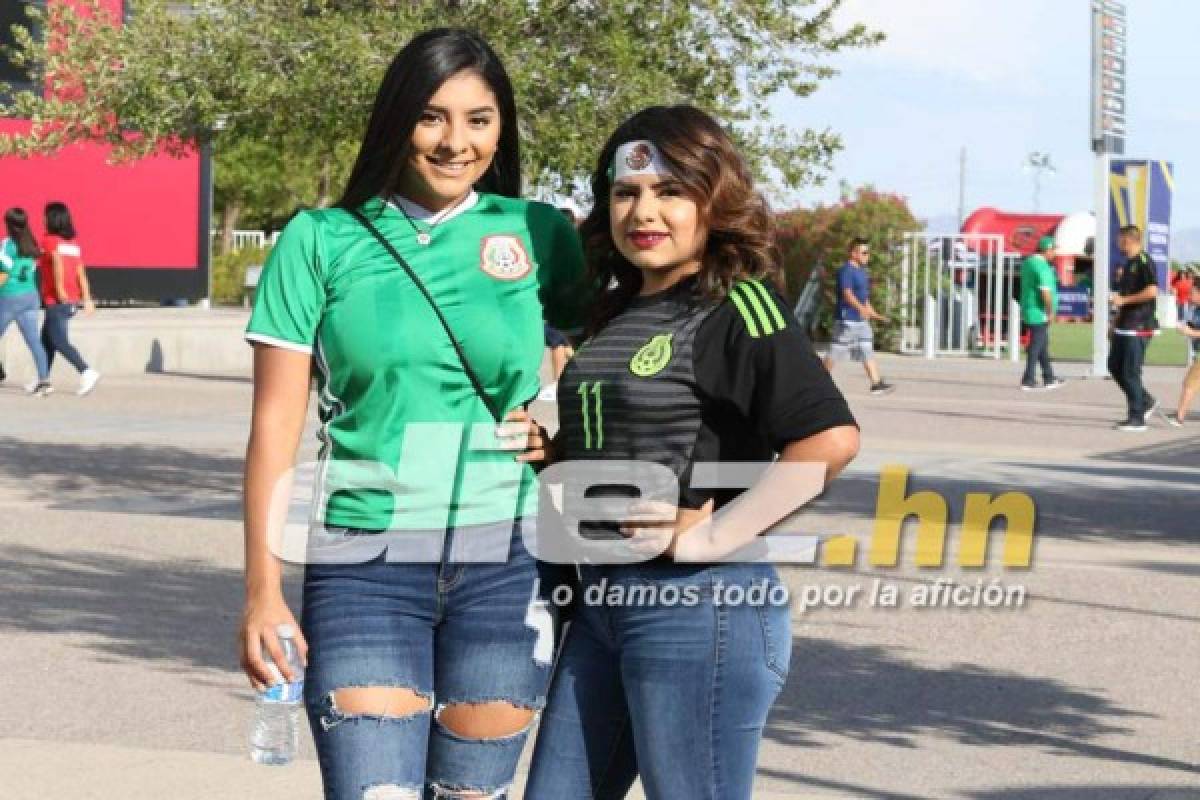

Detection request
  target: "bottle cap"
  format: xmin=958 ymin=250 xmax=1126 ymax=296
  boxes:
xmin=276 ymin=623 xmax=295 ymax=639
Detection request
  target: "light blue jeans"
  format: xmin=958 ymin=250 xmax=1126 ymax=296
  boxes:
xmin=526 ymin=562 xmax=792 ymax=799
xmin=0 ymin=291 xmax=49 ymax=381
xmin=301 ymin=517 xmax=553 ymax=799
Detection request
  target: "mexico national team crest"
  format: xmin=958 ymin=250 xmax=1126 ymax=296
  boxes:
xmin=625 ymin=142 xmax=653 ymax=171
xmin=479 ymin=235 xmax=533 ymax=281
xmin=629 ymin=332 xmax=674 ymax=377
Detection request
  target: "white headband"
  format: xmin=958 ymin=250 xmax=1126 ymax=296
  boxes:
xmin=611 ymin=140 xmax=673 ymax=181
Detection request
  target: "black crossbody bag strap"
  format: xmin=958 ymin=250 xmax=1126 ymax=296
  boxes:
xmin=349 ymin=208 xmax=502 ymax=423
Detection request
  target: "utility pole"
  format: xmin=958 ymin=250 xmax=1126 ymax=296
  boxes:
xmin=957 ymin=146 xmax=967 ymax=227
xmin=1091 ymin=0 xmax=1127 ymax=376
xmin=1024 ymin=151 xmax=1056 ymax=212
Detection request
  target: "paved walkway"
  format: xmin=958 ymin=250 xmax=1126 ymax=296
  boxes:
xmin=0 ymin=355 xmax=1197 ymax=799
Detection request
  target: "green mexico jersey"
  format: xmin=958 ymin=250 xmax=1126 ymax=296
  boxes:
xmin=1019 ymin=254 xmax=1057 ymax=325
xmin=0 ymin=238 xmax=38 ymax=297
xmin=246 ymin=192 xmax=587 ymax=531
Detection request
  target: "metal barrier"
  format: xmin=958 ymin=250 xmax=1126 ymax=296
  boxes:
xmin=210 ymin=230 xmax=268 ymax=251
xmin=900 ymin=233 xmax=1014 ymax=359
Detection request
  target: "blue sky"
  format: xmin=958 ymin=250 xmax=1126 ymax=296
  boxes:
xmin=772 ymin=0 xmax=1198 ymax=238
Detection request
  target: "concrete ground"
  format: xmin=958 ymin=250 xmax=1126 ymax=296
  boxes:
xmin=0 ymin=350 xmax=1197 ymax=799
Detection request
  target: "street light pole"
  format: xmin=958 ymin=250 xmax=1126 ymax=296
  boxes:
xmin=1024 ymin=151 xmax=1056 ymax=212
xmin=199 ymin=115 xmax=229 ymax=310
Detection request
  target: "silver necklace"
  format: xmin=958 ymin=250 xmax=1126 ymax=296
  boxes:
xmin=394 ymin=193 xmax=473 ymax=246
xmin=396 ymin=202 xmax=435 ymax=246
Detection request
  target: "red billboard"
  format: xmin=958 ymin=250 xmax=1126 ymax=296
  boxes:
xmin=0 ymin=0 xmax=208 ymax=300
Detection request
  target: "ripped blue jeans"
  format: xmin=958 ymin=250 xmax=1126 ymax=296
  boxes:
xmin=301 ymin=518 xmax=552 ymax=799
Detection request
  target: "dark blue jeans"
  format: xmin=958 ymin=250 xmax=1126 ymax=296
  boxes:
xmin=1108 ymin=334 xmax=1151 ymax=420
xmin=301 ymin=518 xmax=552 ymax=800
xmin=526 ymin=562 xmax=791 ymax=800
xmin=41 ymin=302 xmax=89 ymax=374
xmin=1022 ymin=323 xmax=1055 ymax=385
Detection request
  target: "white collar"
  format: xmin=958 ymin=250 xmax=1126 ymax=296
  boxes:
xmin=388 ymin=190 xmax=479 ymax=225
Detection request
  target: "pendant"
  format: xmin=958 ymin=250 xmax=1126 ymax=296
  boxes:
xmin=416 ymin=232 xmax=432 ymax=246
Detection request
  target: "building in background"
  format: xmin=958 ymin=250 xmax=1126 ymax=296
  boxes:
xmin=0 ymin=0 xmax=209 ymax=302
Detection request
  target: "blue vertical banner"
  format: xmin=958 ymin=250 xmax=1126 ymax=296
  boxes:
xmin=1109 ymin=159 xmax=1174 ymax=287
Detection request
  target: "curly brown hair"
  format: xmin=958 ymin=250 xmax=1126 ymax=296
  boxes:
xmin=580 ymin=105 xmax=782 ymax=334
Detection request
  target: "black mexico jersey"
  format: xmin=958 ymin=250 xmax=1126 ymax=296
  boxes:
xmin=1114 ymin=251 xmax=1159 ymax=333
xmin=557 ymin=277 xmax=855 ymax=529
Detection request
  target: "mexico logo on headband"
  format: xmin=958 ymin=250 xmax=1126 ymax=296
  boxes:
xmin=625 ymin=143 xmax=653 ymax=170
xmin=611 ymin=140 xmax=673 ymax=181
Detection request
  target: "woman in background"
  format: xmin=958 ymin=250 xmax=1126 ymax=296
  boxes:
xmin=0 ymin=207 xmax=51 ymax=396
xmin=39 ymin=201 xmax=100 ymax=395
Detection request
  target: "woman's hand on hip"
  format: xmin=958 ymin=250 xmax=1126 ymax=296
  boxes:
xmin=501 ymin=408 xmax=556 ymax=465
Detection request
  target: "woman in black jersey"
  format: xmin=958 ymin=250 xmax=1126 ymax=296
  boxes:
xmin=526 ymin=106 xmax=860 ymax=800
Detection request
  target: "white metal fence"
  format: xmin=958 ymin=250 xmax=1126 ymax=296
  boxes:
xmin=210 ymin=230 xmax=280 ymax=251
xmin=899 ymin=233 xmax=1016 ymax=359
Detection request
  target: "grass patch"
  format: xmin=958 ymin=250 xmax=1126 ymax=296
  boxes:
xmin=1048 ymin=321 xmax=1192 ymax=366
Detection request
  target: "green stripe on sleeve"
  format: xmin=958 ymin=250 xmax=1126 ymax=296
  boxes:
xmin=750 ymin=280 xmax=787 ymax=331
xmin=734 ymin=282 xmax=775 ymax=335
xmin=728 ymin=288 xmax=761 ymax=338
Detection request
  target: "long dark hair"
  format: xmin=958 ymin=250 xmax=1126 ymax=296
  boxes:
xmin=337 ymin=28 xmax=520 ymax=211
xmin=4 ymin=208 xmax=40 ymax=258
xmin=581 ymin=105 xmax=780 ymax=333
xmin=44 ymin=201 xmax=77 ymax=240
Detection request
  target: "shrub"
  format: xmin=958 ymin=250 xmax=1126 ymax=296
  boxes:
xmin=777 ymin=186 xmax=922 ymax=349
xmin=211 ymin=246 xmax=271 ymax=305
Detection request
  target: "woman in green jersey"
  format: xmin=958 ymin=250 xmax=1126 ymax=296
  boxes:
xmin=239 ymin=29 xmax=584 ymax=799
xmin=0 ymin=208 xmax=51 ymax=396
xmin=526 ymin=106 xmax=860 ymax=799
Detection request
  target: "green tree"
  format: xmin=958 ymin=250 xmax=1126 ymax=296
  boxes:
xmin=212 ymin=135 xmax=357 ymax=254
xmin=777 ymin=186 xmax=922 ymax=349
xmin=2 ymin=0 xmax=881 ymax=195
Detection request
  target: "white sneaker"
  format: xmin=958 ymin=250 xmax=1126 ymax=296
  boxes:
xmin=24 ymin=379 xmax=39 ymax=394
xmin=32 ymin=382 xmax=53 ymax=397
xmin=77 ymin=368 xmax=101 ymax=396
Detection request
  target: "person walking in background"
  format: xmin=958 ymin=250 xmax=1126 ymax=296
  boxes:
xmin=1170 ymin=266 xmax=1193 ymax=322
xmin=39 ymin=202 xmax=100 ymax=396
xmin=0 ymin=208 xmax=52 ymax=396
xmin=1109 ymin=224 xmax=1160 ymax=432
xmin=824 ymin=237 xmax=895 ymax=394
xmin=1018 ymin=235 xmax=1065 ymax=391
xmin=1165 ymin=281 xmax=1200 ymax=428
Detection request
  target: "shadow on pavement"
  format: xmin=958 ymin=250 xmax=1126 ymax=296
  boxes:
xmin=965 ymin=786 xmax=1200 ymax=800
xmin=0 ymin=543 xmax=301 ymax=674
xmin=752 ymin=769 xmax=928 ymax=800
xmin=804 ymin=457 xmax=1199 ymax=546
xmin=0 ymin=437 xmax=243 ymax=520
xmin=1093 ymin=436 xmax=1200 ymax=470
xmin=763 ymin=635 xmax=1197 ymax=787
xmin=885 ymin=408 xmax=1104 ymax=430
xmin=152 ymin=370 xmax=253 ymax=385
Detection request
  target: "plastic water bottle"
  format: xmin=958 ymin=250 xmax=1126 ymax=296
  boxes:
xmin=250 ymin=623 xmax=304 ymax=765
